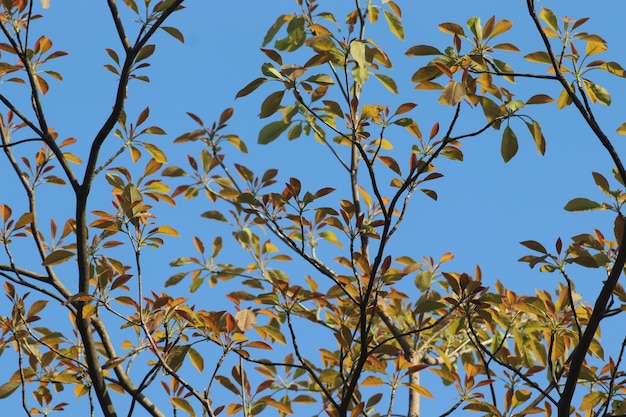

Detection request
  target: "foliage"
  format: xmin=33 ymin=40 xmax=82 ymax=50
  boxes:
xmin=0 ymin=1 xmax=625 ymax=417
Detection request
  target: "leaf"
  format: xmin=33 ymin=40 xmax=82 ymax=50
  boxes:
xmin=501 ymin=125 xmax=518 ymax=163
xmin=520 ymin=240 xmax=547 ymax=254
xmin=236 ymin=78 xmax=268 ymax=98
xmin=580 ymin=391 xmax=604 ymax=411
xmin=394 ymin=102 xmax=417 ymax=115
xmin=259 ymin=90 xmax=285 ymax=119
xmin=491 ymin=19 xmax=513 ymax=37
xmin=0 ymin=381 xmax=20 ymax=399
xmin=235 ymin=309 xmax=256 ymax=332
xmin=564 ymin=198 xmax=602 ymax=212
xmin=258 ymin=121 xmax=289 ymax=144
xmin=617 ymin=122 xmax=626 ymax=135
xmin=383 ymin=10 xmax=404 ymax=40
xmin=201 ymin=210 xmax=228 ymax=222
xmin=319 ymin=231 xmax=343 ymax=248
xmin=42 ymin=250 xmax=75 ymax=266
xmin=411 ymin=66 xmax=442 ymax=83
xmin=374 ymin=73 xmax=398 ymax=93
xmin=0 ymin=204 xmax=11 ymax=222
xmin=166 ymin=345 xmax=190 ymax=372
xmin=162 ymin=26 xmax=184 ymax=43
xmin=155 ymin=225 xmax=179 ymax=237
xmin=439 ymin=82 xmax=466 ymax=106
xmin=406 ymin=44 xmax=442 ymax=56
xmin=438 ymin=22 xmax=465 ymax=37
xmin=524 ymin=51 xmax=552 ymax=64
xmin=584 ymin=80 xmax=611 ymax=105
xmin=525 ymin=120 xmax=545 ymax=156
xmin=378 ymin=156 xmax=402 ymax=176
xmin=591 ymin=173 xmax=610 ymax=196
xmin=557 ymin=87 xmax=573 ymax=109
xmin=526 ymin=94 xmax=554 ymax=105
xmin=136 ymin=44 xmax=156 ymax=62
xmin=188 ymin=347 xmax=204 ymax=373
xmin=263 ymin=15 xmax=288 ymax=46
xmin=171 ymin=398 xmax=196 ymax=416
xmin=361 ymin=376 xmax=384 ymax=386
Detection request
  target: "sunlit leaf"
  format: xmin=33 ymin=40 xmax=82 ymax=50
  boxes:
xmin=172 ymin=398 xmax=196 ymax=416
xmin=384 ymin=10 xmax=404 ymax=40
xmin=439 ymin=81 xmax=466 ymax=106
xmin=42 ymin=250 xmax=75 ymax=266
xmin=374 ymin=73 xmax=398 ymax=93
xmin=235 ymin=309 xmax=257 ymax=332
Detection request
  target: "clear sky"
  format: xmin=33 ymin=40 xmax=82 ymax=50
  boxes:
xmin=1 ymin=1 xmax=625 ymax=416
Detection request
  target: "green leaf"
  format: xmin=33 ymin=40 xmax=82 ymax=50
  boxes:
xmin=478 ymin=96 xmax=501 ymax=122
xmin=42 ymin=250 xmax=75 ymax=266
xmin=411 ymin=66 xmax=442 ymax=83
xmin=405 ymin=45 xmax=442 ymax=56
xmin=501 ymin=125 xmax=518 ymax=163
xmin=258 ymin=121 xmax=289 ymax=144
xmin=305 ymin=74 xmax=334 ymax=85
xmin=564 ymin=198 xmax=602 ymax=212
xmin=165 ymin=272 xmax=188 ymax=287
xmin=263 ymin=15 xmax=289 ymax=46
xmin=524 ymin=51 xmax=552 ymax=64
xmin=166 ymin=345 xmax=190 ymax=372
xmin=259 ymin=90 xmax=285 ymax=118
xmin=383 ymin=10 xmax=404 ymax=40
xmin=467 ymin=17 xmax=483 ymax=42
xmin=162 ymin=26 xmax=184 ymax=43
xmin=592 ymin=172 xmax=610 ymax=194
xmin=201 ymin=210 xmax=228 ymax=222
xmin=0 ymin=381 xmax=20 ymax=399
xmin=350 ymin=41 xmax=367 ymax=68
xmin=374 ymin=73 xmax=398 ymax=94
xmin=236 ymin=78 xmax=268 ymax=99
xmin=439 ymin=81 xmax=466 ymax=106
xmin=414 ymin=270 xmax=433 ymax=291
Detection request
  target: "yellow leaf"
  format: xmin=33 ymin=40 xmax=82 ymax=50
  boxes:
xmin=188 ymin=347 xmax=204 ymax=373
xmin=172 ymin=398 xmax=196 ymax=416
xmin=42 ymin=249 xmax=75 ymax=266
xmin=361 ymin=375 xmax=385 ymax=386
xmin=156 ymin=225 xmax=179 ymax=237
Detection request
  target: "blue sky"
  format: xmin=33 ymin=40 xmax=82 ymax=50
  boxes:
xmin=1 ymin=0 xmax=625 ymax=416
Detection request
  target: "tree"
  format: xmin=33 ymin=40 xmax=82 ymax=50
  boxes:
xmin=0 ymin=0 xmax=625 ymax=417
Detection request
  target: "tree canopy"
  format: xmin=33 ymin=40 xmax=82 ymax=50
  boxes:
xmin=0 ymin=1 xmax=625 ymax=417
